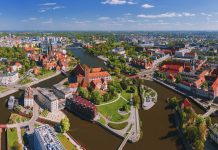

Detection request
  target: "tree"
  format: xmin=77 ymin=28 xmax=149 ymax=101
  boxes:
xmin=168 ymin=97 xmax=179 ymax=108
xmin=103 ymin=93 xmax=110 ymax=102
xmin=13 ymin=141 xmax=22 ymax=150
xmin=205 ymin=116 xmax=212 ymax=127
xmin=195 ymin=115 xmax=205 ymax=127
xmin=78 ymin=87 xmax=89 ymax=99
xmin=60 ymin=117 xmax=70 ymax=133
xmin=133 ymin=94 xmax=140 ymax=108
xmin=90 ymin=90 xmax=103 ymax=104
xmin=120 ymin=79 xmax=128 ymax=90
xmin=193 ymin=139 xmax=204 ymax=150
xmin=185 ymin=125 xmax=198 ymax=143
xmin=176 ymin=74 xmax=182 ymax=83
xmin=114 ymin=67 xmax=121 ymax=75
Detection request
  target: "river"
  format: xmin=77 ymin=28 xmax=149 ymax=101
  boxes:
xmin=66 ymin=47 xmax=206 ymax=150
xmin=0 ymin=47 xmax=213 ymax=150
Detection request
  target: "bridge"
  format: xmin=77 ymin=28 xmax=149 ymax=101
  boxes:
xmin=203 ymin=107 xmax=217 ymax=118
xmin=117 ymin=126 xmax=133 ymax=150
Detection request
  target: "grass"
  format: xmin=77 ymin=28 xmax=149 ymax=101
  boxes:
xmin=108 ymin=122 xmax=128 ymax=130
xmin=98 ymin=117 xmax=106 ymax=125
xmin=7 ymin=128 xmax=18 ymax=149
xmin=8 ymin=113 xmax=29 ymax=124
xmin=121 ymin=90 xmax=131 ymax=101
xmin=57 ymin=134 xmax=77 ymax=150
xmin=97 ymin=98 xmax=130 ymax=122
xmin=19 ymin=77 xmax=32 ymax=85
xmin=21 ymin=128 xmax=26 ymax=144
xmin=0 ymin=86 xmax=8 ymax=92
xmin=36 ymin=70 xmax=56 ymax=80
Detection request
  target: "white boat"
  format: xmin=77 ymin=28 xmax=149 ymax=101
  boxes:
xmin=7 ymin=96 xmax=15 ymax=109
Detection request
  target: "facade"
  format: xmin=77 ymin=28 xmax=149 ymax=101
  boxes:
xmin=209 ymin=123 xmax=218 ymax=145
xmin=72 ymin=64 xmax=111 ymax=89
xmin=34 ymin=125 xmax=65 ymax=150
xmin=36 ymin=88 xmax=59 ymax=112
xmin=66 ymin=96 xmax=97 ymax=120
xmin=24 ymin=87 xmax=34 ymax=107
xmin=0 ymin=72 xmax=19 ymax=85
xmin=53 ymin=84 xmax=73 ymax=99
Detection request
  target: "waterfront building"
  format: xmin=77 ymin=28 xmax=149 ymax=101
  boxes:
xmin=160 ymin=62 xmax=185 ymax=75
xmin=24 ymin=87 xmax=34 ymax=108
xmin=66 ymin=96 xmax=97 ymax=120
xmin=36 ymin=88 xmax=59 ymax=112
xmin=72 ymin=64 xmax=111 ymax=89
xmin=34 ymin=125 xmax=65 ymax=150
xmin=53 ymin=84 xmax=73 ymax=99
xmin=0 ymin=72 xmax=19 ymax=85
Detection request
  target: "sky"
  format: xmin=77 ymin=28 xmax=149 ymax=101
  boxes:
xmin=0 ymin=0 xmax=218 ymax=31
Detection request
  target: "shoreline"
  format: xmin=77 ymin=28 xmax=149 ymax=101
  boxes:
xmin=153 ymin=78 xmax=207 ymax=111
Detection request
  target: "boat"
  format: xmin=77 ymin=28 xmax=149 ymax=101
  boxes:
xmin=7 ymin=96 xmax=15 ymax=109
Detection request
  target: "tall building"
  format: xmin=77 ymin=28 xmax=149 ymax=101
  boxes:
xmin=24 ymin=87 xmax=34 ymax=107
xmin=34 ymin=125 xmax=65 ymax=150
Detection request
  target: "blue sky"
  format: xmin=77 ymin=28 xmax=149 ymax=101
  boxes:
xmin=0 ymin=0 xmax=218 ymax=31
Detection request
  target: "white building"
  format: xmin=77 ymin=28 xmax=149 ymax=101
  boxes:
xmin=24 ymin=87 xmax=34 ymax=107
xmin=53 ymin=84 xmax=73 ymax=99
xmin=0 ymin=72 xmax=19 ymax=85
xmin=34 ymin=125 xmax=65 ymax=150
xmin=36 ymin=88 xmax=59 ymax=113
xmin=112 ymin=47 xmax=126 ymax=55
xmin=175 ymin=49 xmax=191 ymax=58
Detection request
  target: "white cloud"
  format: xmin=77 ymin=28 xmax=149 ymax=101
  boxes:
xmin=40 ymin=3 xmax=57 ymax=6
xmin=137 ymin=12 xmax=195 ymax=19
xmin=29 ymin=17 xmax=37 ymax=21
xmin=101 ymin=0 xmax=136 ymax=5
xmin=141 ymin=4 xmax=154 ymax=9
xmin=200 ymin=12 xmax=212 ymax=17
xmin=39 ymin=3 xmax=65 ymax=13
xmin=98 ymin=17 xmax=110 ymax=20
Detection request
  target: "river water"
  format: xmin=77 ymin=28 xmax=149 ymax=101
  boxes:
xmin=0 ymin=47 xmax=211 ymax=150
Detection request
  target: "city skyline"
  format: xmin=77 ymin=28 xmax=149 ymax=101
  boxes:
xmin=0 ymin=0 xmax=218 ymax=31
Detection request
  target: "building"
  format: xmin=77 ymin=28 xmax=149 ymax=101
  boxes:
xmin=131 ymin=59 xmax=153 ymax=69
xmin=36 ymin=88 xmax=59 ymax=112
xmin=53 ymin=84 xmax=73 ymax=99
xmin=209 ymin=123 xmax=218 ymax=145
xmin=72 ymin=64 xmax=111 ymax=89
xmin=24 ymin=87 xmax=34 ymax=108
xmin=111 ymin=47 xmax=126 ymax=55
xmin=175 ymin=49 xmax=191 ymax=58
xmin=34 ymin=125 xmax=65 ymax=150
xmin=0 ymin=72 xmax=19 ymax=85
xmin=68 ymin=83 xmax=79 ymax=93
xmin=66 ymin=96 xmax=97 ymax=120
xmin=160 ymin=62 xmax=185 ymax=75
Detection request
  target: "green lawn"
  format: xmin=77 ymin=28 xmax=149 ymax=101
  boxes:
xmin=57 ymin=134 xmax=77 ymax=150
xmin=98 ymin=117 xmax=106 ymax=125
xmin=121 ymin=90 xmax=131 ymax=100
xmin=108 ymin=122 xmax=128 ymax=130
xmin=19 ymin=77 xmax=32 ymax=85
xmin=36 ymin=70 xmax=56 ymax=80
xmin=7 ymin=128 xmax=18 ymax=149
xmin=97 ymin=98 xmax=130 ymax=122
xmin=0 ymin=86 xmax=8 ymax=92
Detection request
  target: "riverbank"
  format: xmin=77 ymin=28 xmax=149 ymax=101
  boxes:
xmin=153 ymin=78 xmax=207 ymax=111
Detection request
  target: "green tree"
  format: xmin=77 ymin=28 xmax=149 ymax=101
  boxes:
xmin=103 ymin=93 xmax=110 ymax=102
xmin=205 ymin=117 xmax=212 ymax=127
xmin=114 ymin=67 xmax=121 ymax=75
xmin=60 ymin=117 xmax=70 ymax=133
xmin=193 ymin=139 xmax=204 ymax=150
xmin=90 ymin=90 xmax=103 ymax=104
xmin=13 ymin=141 xmax=22 ymax=150
xmin=133 ymin=94 xmax=140 ymax=108
xmin=176 ymin=74 xmax=182 ymax=83
xmin=185 ymin=125 xmax=198 ymax=143
xmin=168 ymin=97 xmax=179 ymax=108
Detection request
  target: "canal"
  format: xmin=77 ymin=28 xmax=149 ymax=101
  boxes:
xmin=0 ymin=46 xmax=214 ymax=150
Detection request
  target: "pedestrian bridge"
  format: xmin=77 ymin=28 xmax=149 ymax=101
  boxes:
xmin=118 ymin=127 xmax=133 ymax=150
